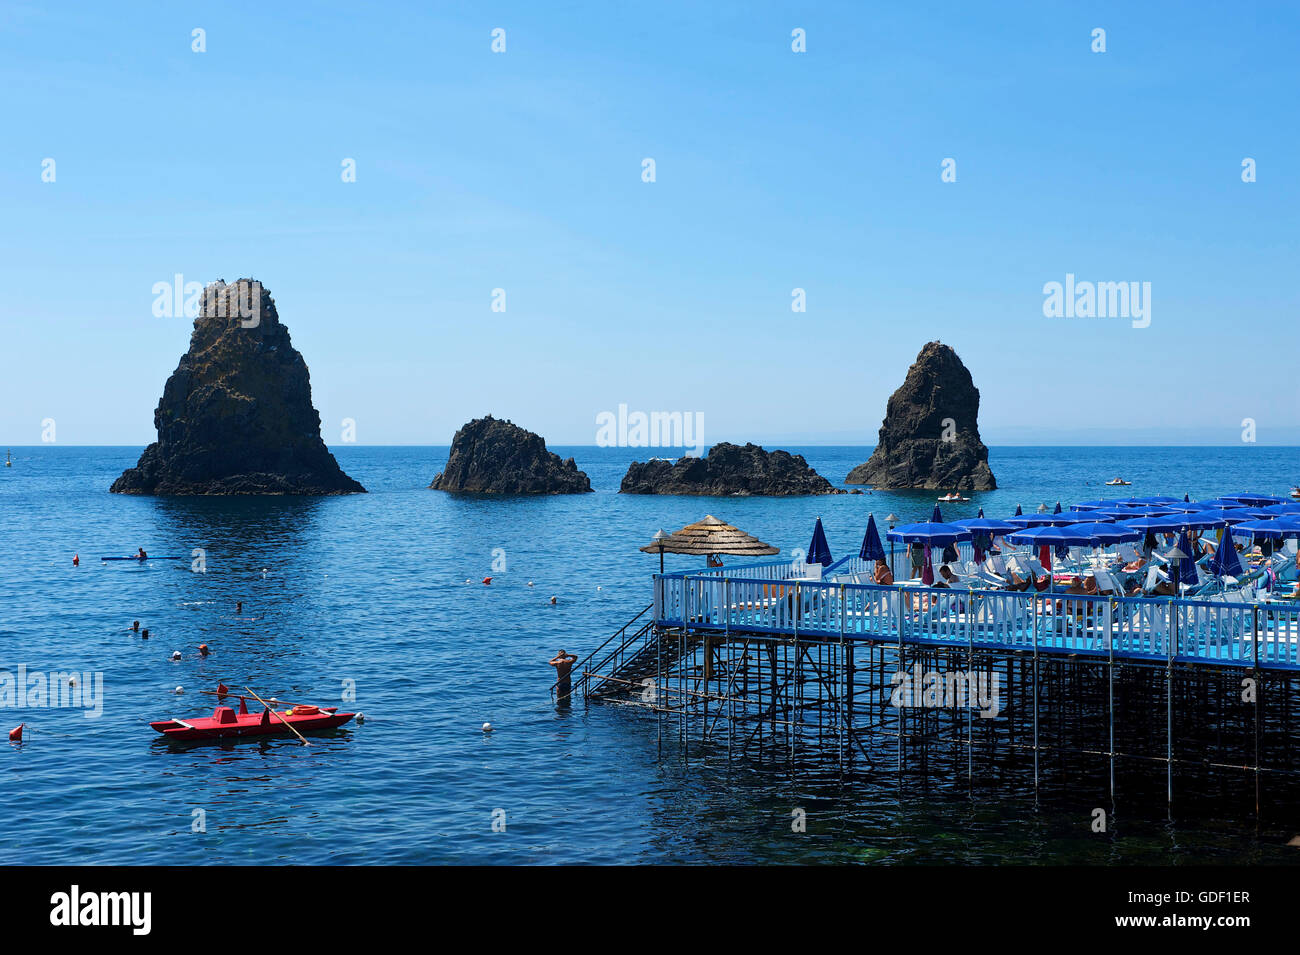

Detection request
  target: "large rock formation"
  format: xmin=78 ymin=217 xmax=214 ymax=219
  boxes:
xmin=846 ymin=341 xmax=996 ymax=490
xmin=430 ymin=415 xmax=592 ymax=494
xmin=620 ymin=442 xmax=844 ymax=496
xmin=111 ymin=279 xmax=364 ymax=496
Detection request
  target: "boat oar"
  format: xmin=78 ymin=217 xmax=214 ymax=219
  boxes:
xmin=244 ymin=686 xmax=310 ymax=746
xmin=200 ymin=688 xmax=313 ymax=710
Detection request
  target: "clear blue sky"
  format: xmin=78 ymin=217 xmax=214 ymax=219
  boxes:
xmin=2 ymin=1 xmax=1296 ymax=446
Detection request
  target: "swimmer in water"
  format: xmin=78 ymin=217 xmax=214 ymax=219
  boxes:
xmin=130 ymin=621 xmax=140 ymax=633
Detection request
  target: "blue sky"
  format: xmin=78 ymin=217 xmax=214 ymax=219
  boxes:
xmin=1 ymin=1 xmax=1297 ymax=446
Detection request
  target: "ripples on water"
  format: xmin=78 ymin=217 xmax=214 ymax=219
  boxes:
xmin=1 ymin=445 xmax=1297 ymax=864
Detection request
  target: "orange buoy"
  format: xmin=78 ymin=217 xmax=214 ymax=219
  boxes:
xmin=9 ymin=724 xmax=23 ymax=742
xmin=482 ymin=576 xmax=492 ymax=585
xmin=72 ymin=554 xmax=79 ymax=567
xmin=198 ymin=644 xmax=210 ymax=657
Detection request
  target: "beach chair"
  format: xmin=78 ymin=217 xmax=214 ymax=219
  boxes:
xmin=1092 ymin=568 xmax=1120 ymax=596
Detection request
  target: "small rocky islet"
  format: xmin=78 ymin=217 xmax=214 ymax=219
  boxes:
xmin=846 ymin=341 xmax=996 ymax=491
xmin=429 ymin=415 xmax=592 ymax=494
xmin=619 ymin=442 xmax=843 ymax=496
xmin=110 ymin=279 xmax=365 ymax=496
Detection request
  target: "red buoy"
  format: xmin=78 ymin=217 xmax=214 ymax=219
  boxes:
xmin=72 ymin=554 xmax=79 ymax=567
xmin=482 ymin=577 xmax=492 ymax=585
xmin=9 ymin=724 xmax=23 ymax=742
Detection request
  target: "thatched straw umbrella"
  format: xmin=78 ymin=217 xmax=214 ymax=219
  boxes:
xmin=640 ymin=514 xmax=779 ymax=572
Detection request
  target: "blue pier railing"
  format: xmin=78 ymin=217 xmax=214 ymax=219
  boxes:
xmin=654 ymin=569 xmax=1300 ymax=671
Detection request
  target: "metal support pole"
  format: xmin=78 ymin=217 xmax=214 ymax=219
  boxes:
xmin=1167 ymin=599 xmax=1175 ymax=806
xmin=1108 ymin=609 xmax=1115 ymax=802
xmin=1032 ymin=595 xmax=1039 ymax=798
xmin=1253 ymin=605 xmax=1261 ymax=818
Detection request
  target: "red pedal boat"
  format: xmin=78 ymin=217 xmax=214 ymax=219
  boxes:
xmin=151 ymin=701 xmax=355 ymax=741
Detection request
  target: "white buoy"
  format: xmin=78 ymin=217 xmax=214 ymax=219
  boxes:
xmin=174 ymin=686 xmax=184 ymax=694
xmin=355 ymin=713 xmax=365 ymax=723
xmin=482 ymin=722 xmax=492 ymax=733
xmin=171 ymin=650 xmax=181 ymax=660
xmin=527 ymin=581 xmax=534 ymax=587
xmin=597 ymin=586 xmax=602 ymax=591
xmin=465 ymin=578 xmax=472 ymax=584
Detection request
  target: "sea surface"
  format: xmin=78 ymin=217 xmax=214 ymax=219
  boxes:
xmin=1 ymin=444 xmax=1298 ymax=865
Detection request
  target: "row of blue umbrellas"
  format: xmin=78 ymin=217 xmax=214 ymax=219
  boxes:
xmin=806 ymin=492 xmax=1300 ymax=580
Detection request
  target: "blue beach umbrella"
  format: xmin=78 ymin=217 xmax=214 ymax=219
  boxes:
xmin=886 ymin=522 xmax=974 ymax=545
xmin=1006 ymin=525 xmax=1103 ymax=547
xmin=1225 ymin=492 xmax=1287 ymax=506
xmin=1209 ymin=531 xmax=1243 ymax=578
xmin=1259 ymin=503 xmax=1300 ymax=516
xmin=1092 ymin=506 xmax=1172 ymax=520
xmin=953 ymin=515 xmax=1019 ymax=535
xmin=1184 ymin=508 xmax=1258 ymax=526
xmin=1067 ymin=522 xmax=1141 ymax=545
xmin=807 ymin=517 xmax=833 ymax=567
xmin=1172 ymin=530 xmax=1199 ymax=587
xmin=1173 ymin=510 xmax=1242 ymax=530
xmin=858 ymin=514 xmax=886 ymax=562
xmin=1231 ymin=518 xmax=1300 ymax=541
xmin=1195 ymin=498 xmax=1250 ymax=509
xmin=1117 ymin=514 xmax=1187 ymax=534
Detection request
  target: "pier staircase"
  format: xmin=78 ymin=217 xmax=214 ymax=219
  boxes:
xmin=556 ymin=605 xmax=684 ymax=702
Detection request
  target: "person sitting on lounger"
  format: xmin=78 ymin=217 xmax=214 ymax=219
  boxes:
xmin=873 ymin=559 xmax=894 ymax=585
xmin=1122 ymin=553 xmax=1147 ymax=572
xmin=934 ymin=565 xmax=958 ymax=588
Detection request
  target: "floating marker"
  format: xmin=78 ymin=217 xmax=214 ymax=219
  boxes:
xmin=355 ymin=713 xmax=365 ymax=724
xmin=527 ymin=581 xmax=534 ymax=587
xmin=171 ymin=651 xmax=182 ymax=661
xmin=482 ymin=722 xmax=492 ymax=733
xmin=174 ymin=686 xmax=184 ymax=694
xmin=9 ymin=724 xmax=23 ymax=742
xmin=482 ymin=577 xmax=492 ymax=585
xmin=198 ymin=644 xmax=210 ymax=658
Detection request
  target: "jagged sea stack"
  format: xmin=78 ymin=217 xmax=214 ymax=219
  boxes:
xmin=111 ymin=279 xmax=365 ymax=495
xmin=621 ymin=442 xmax=844 ymax=496
xmin=846 ymin=342 xmax=995 ymax=490
xmin=430 ymin=416 xmax=592 ymax=494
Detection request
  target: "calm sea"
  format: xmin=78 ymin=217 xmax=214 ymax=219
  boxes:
xmin=1 ymin=444 xmax=1297 ymax=865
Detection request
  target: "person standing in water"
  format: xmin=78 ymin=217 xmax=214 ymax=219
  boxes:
xmin=550 ymin=649 xmax=578 ymax=701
